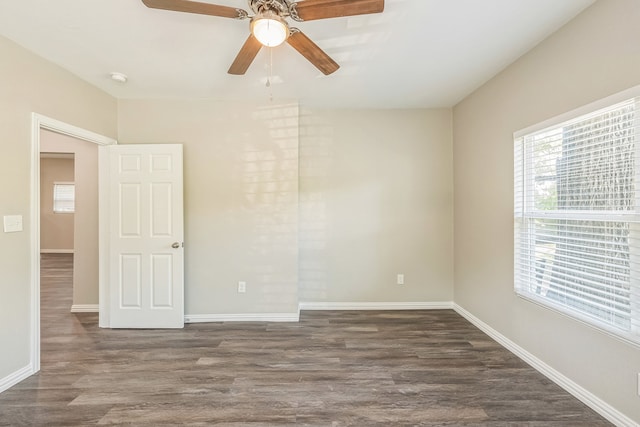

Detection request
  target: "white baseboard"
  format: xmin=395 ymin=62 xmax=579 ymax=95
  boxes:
xmin=40 ymin=249 xmax=74 ymax=254
xmin=70 ymin=304 xmax=99 ymax=313
xmin=299 ymin=301 xmax=454 ymax=311
xmin=184 ymin=303 xmax=453 ymax=324
xmin=0 ymin=364 xmax=33 ymax=394
xmin=185 ymin=312 xmax=300 ymax=323
xmin=453 ymin=303 xmax=637 ymax=427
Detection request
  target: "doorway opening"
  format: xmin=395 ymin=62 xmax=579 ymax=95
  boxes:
xmin=30 ymin=114 xmax=116 ymax=373
xmin=39 ymin=152 xmax=76 ymax=349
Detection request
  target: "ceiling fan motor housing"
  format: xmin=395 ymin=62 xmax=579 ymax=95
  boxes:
xmin=248 ymin=0 xmax=302 ymax=21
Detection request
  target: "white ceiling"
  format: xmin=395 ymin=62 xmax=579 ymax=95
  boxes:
xmin=0 ymin=0 xmax=595 ymax=108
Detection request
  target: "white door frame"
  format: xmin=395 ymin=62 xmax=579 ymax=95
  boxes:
xmin=30 ymin=113 xmax=116 ymax=373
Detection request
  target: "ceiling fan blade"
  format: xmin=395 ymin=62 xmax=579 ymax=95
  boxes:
xmin=141 ymin=0 xmax=246 ymax=19
xmin=293 ymin=0 xmax=384 ymax=21
xmin=228 ymin=35 xmax=263 ymax=75
xmin=287 ymin=30 xmax=339 ymax=75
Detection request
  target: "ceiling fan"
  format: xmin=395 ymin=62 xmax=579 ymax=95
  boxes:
xmin=141 ymin=0 xmax=385 ymax=76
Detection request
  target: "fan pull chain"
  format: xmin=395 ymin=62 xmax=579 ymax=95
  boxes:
xmin=266 ymin=47 xmax=274 ymax=102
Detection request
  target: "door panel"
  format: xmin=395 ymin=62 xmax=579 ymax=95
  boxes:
xmin=120 ymin=254 xmax=142 ymax=308
xmin=120 ymin=183 xmax=141 ymax=236
xmin=151 ymin=183 xmax=172 ymax=236
xmin=151 ymin=254 xmax=173 ymax=307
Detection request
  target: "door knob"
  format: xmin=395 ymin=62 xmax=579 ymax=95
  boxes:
xmin=171 ymin=242 xmax=181 ymax=249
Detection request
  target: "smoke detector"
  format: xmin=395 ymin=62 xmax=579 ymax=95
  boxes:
xmin=110 ymin=72 xmax=128 ymax=83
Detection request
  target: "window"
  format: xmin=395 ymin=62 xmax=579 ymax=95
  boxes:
xmin=53 ymin=182 xmax=75 ymax=213
xmin=514 ymin=94 xmax=640 ymax=345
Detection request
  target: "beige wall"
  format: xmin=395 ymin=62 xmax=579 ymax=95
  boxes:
xmin=299 ymin=108 xmax=453 ymax=303
xmin=40 ymin=131 xmax=100 ymax=307
xmin=117 ymin=99 xmax=300 ymax=315
xmin=0 ymin=34 xmax=116 ymax=382
xmin=40 ymin=157 xmax=74 ymax=251
xmin=117 ymin=101 xmax=453 ymax=316
xmin=453 ymin=0 xmax=640 ymax=422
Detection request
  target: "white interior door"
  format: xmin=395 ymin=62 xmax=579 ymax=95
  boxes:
xmin=105 ymin=144 xmax=184 ymax=328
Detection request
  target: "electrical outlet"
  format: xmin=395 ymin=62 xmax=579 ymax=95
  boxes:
xmin=397 ymin=274 xmax=404 ymax=285
xmin=238 ymin=281 xmax=246 ymax=293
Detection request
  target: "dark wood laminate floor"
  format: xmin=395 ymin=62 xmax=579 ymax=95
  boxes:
xmin=0 ymin=254 xmax=611 ymax=426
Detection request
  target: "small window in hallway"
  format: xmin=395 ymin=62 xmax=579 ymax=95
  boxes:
xmin=53 ymin=182 xmax=75 ymax=213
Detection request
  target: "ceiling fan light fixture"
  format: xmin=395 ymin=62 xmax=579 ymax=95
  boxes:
xmin=251 ymin=11 xmax=289 ymax=47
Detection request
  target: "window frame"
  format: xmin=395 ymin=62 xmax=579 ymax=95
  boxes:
xmin=53 ymin=181 xmax=75 ymax=214
xmin=514 ymin=85 xmax=640 ymax=348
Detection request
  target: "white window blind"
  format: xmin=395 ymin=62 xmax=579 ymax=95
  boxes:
xmin=514 ymin=97 xmax=640 ymax=346
xmin=53 ymin=182 xmax=75 ymax=213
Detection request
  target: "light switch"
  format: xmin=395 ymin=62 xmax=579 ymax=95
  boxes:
xmin=3 ymin=215 xmax=23 ymax=233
